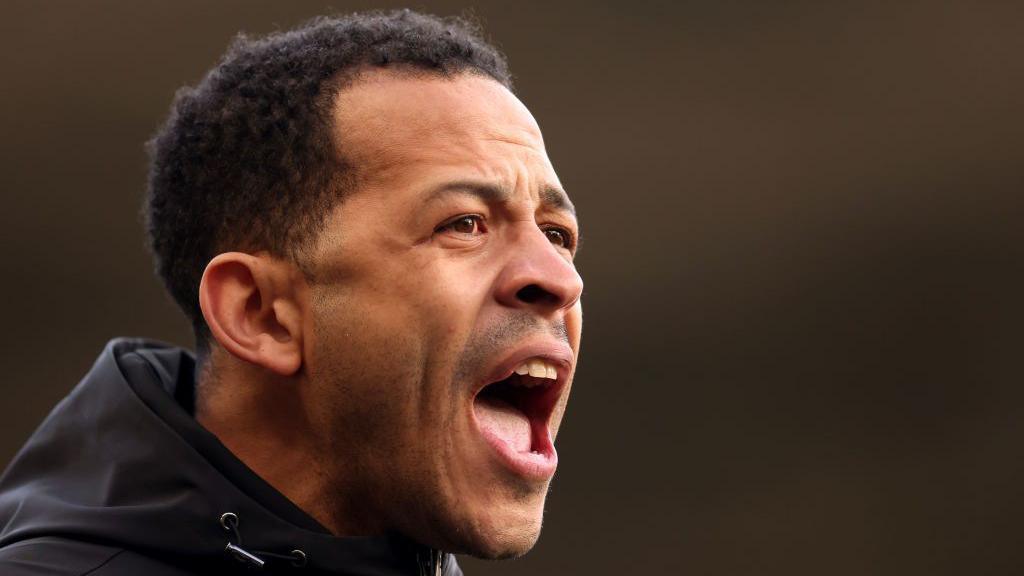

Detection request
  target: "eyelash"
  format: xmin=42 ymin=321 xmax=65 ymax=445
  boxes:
xmin=436 ymin=214 xmax=487 ymax=235
xmin=436 ymin=214 xmax=577 ymax=253
xmin=541 ymin=225 xmax=577 ymax=251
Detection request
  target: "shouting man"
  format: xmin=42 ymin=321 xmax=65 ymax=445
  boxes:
xmin=0 ymin=10 xmax=583 ymax=576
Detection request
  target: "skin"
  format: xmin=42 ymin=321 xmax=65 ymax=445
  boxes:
xmin=196 ymin=69 xmax=583 ymax=558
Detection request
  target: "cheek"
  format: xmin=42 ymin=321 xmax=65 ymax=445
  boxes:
xmin=305 ymin=286 xmax=425 ymax=437
xmin=398 ymin=266 xmax=495 ymax=384
xmin=304 ymin=279 xmax=475 ymax=443
xmin=302 ymin=250 xmax=498 ymax=447
xmin=408 ymin=270 xmax=488 ymax=320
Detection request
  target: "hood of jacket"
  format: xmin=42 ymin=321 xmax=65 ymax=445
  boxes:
xmin=0 ymin=338 xmax=460 ymax=575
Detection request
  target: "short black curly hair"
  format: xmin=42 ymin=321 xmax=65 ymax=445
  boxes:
xmin=145 ymin=10 xmax=511 ymax=352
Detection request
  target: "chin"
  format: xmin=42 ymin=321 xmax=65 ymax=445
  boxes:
xmin=440 ymin=487 xmax=548 ymax=560
xmin=459 ymin=519 xmax=543 ymax=560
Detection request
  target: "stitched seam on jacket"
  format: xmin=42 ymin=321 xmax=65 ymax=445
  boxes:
xmin=80 ymin=549 xmax=126 ymax=576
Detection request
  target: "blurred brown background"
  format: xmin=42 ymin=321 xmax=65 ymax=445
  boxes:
xmin=2 ymin=1 xmax=1023 ymax=574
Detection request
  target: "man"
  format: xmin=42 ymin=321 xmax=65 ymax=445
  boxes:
xmin=0 ymin=9 xmax=583 ymax=576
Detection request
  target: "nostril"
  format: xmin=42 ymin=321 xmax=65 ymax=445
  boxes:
xmin=516 ymin=284 xmax=558 ymax=305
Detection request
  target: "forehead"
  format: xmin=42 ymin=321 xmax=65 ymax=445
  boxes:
xmin=330 ymin=70 xmax=555 ymax=187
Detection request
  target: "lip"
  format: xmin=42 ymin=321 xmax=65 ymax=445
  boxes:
xmin=470 ymin=340 xmax=574 ymax=482
xmin=474 ymin=342 xmax=574 ymax=397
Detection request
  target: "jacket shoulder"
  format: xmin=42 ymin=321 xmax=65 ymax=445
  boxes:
xmin=0 ymin=537 xmax=199 ymax=576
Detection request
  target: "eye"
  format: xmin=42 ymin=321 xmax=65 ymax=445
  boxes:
xmin=543 ymin=227 xmax=575 ymax=250
xmin=437 ymin=214 xmax=485 ymax=236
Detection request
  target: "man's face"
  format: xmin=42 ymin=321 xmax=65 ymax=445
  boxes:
xmin=300 ymin=70 xmax=583 ymax=558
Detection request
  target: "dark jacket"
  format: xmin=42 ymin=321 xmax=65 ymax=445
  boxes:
xmin=0 ymin=338 xmax=461 ymax=575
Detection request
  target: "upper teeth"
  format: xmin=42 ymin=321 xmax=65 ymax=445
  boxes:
xmin=513 ymin=358 xmax=559 ymax=380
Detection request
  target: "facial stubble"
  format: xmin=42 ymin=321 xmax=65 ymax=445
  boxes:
xmin=311 ymin=305 xmax=569 ymax=556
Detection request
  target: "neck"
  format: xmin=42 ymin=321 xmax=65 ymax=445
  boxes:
xmin=196 ymin=357 xmax=346 ymax=535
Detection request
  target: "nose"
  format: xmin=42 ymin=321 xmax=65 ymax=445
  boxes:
xmin=494 ymin=224 xmax=584 ymax=314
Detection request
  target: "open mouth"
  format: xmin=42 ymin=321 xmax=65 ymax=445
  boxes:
xmin=472 ymin=358 xmax=564 ymax=481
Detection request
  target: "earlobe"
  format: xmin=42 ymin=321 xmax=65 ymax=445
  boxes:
xmin=199 ymin=252 xmax=304 ymax=376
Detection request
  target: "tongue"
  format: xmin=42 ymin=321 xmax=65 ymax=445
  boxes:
xmin=475 ymin=396 xmax=532 ymax=452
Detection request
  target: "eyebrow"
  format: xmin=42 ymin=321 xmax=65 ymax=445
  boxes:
xmin=424 ymin=180 xmax=576 ymax=217
xmin=540 ymin=185 xmax=577 ymax=217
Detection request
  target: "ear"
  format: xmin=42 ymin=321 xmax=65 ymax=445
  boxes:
xmin=198 ymin=252 xmax=306 ymax=376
